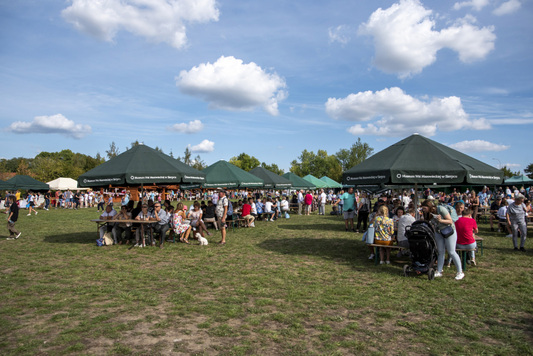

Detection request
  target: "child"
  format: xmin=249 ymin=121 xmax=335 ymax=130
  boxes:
xmin=452 ymin=208 xmax=478 ymax=266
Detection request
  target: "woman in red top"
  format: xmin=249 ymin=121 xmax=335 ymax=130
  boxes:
xmin=304 ymin=191 xmax=313 ymax=216
xmin=453 ymin=208 xmax=478 ymax=266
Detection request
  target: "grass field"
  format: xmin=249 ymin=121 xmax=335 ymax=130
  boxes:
xmin=0 ymin=206 xmax=532 ymax=355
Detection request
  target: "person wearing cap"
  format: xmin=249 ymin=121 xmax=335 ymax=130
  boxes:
xmin=215 ymin=188 xmax=228 ymax=245
xmin=506 ymin=194 xmax=528 ymax=251
xmin=489 ymin=196 xmax=502 ymax=232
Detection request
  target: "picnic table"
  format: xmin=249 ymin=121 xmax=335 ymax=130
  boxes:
xmin=367 ymin=244 xmax=407 ymax=266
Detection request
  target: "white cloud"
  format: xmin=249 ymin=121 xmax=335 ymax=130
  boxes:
xmin=61 ymin=0 xmax=219 ymax=49
xmin=493 ymin=0 xmax=521 ymax=15
xmin=176 ymin=56 xmax=287 ymax=116
xmin=358 ymin=0 xmax=495 ymax=78
xmin=328 ymin=25 xmax=351 ymax=45
xmin=504 ymin=163 xmax=521 ymax=169
xmin=489 ymin=118 xmax=533 ymax=125
xmin=325 ymin=87 xmax=491 ymax=137
xmin=450 ymin=140 xmax=510 ymax=152
xmin=169 ymin=119 xmax=204 ymax=133
xmin=188 ymin=139 xmax=214 ymax=153
xmin=453 ymin=0 xmax=490 ymax=11
xmin=7 ymin=114 xmax=91 ymax=139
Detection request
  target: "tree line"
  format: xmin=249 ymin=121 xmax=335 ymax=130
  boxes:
xmin=1 ymin=138 xmax=529 ymax=183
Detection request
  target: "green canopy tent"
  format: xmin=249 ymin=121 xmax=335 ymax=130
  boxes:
xmin=78 ymin=144 xmax=205 ymax=187
xmin=282 ymin=172 xmax=315 ymax=190
xmin=303 ymin=174 xmax=328 ymax=189
xmin=503 ymin=175 xmax=533 ymax=186
xmin=2 ymin=175 xmax=49 ymax=191
xmin=202 ymin=160 xmax=264 ymax=188
xmin=319 ymin=176 xmax=342 ymax=189
xmin=249 ymin=167 xmax=292 ymax=189
xmin=342 ymin=134 xmax=504 ymax=210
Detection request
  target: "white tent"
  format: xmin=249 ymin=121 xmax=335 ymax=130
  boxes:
xmin=46 ymin=177 xmax=88 ymax=191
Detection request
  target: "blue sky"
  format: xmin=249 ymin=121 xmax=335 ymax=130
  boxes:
xmin=1 ymin=0 xmax=531 ymax=174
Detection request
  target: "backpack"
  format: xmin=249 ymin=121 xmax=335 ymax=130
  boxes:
xmin=440 ymin=204 xmax=459 ymax=222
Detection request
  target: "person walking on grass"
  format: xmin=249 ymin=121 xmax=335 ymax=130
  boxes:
xmin=27 ymin=191 xmax=38 ymax=216
xmin=6 ymin=196 xmax=21 ymax=240
xmin=215 ymin=188 xmax=228 ymax=245
xmin=507 ymin=194 xmax=528 ymax=251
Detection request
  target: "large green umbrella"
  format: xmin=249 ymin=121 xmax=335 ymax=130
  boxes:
xmin=3 ymin=175 xmax=49 ymax=191
xmin=319 ymin=176 xmax=342 ymax=189
xmin=249 ymin=167 xmax=292 ymax=189
xmin=282 ymin=172 xmax=315 ymax=190
xmin=503 ymin=175 xmax=533 ymax=185
xmin=343 ymin=134 xmax=504 ymax=186
xmin=202 ymin=160 xmax=264 ymax=188
xmin=78 ymin=144 xmax=205 ymax=187
xmin=303 ymin=174 xmax=328 ymax=189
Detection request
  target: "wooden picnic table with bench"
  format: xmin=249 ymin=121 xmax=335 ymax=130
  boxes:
xmin=367 ymin=244 xmax=407 ymax=266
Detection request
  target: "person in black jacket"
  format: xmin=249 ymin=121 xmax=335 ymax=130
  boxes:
xmin=6 ymin=196 xmax=21 ymax=240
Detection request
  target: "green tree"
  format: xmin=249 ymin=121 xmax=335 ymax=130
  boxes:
xmin=290 ymin=149 xmax=343 ymax=182
xmin=524 ymin=163 xmax=533 ymax=179
xmin=192 ymin=155 xmax=207 ymax=170
xmin=106 ymin=141 xmax=120 ymax=160
xmin=335 ymin=138 xmax=374 ymax=171
xmin=177 ymin=147 xmax=192 ymax=166
xmin=229 ymin=153 xmax=260 ymax=171
xmin=261 ymin=162 xmax=284 ymax=175
xmin=501 ymin=165 xmax=520 ymax=178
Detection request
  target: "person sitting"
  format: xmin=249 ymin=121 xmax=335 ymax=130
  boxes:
xmin=497 ymin=200 xmax=512 ymax=237
xmin=112 ymin=205 xmax=132 ymax=245
xmin=134 ymin=204 xmax=154 ymax=247
xmin=173 ymin=202 xmax=192 ymax=243
xmin=99 ymin=204 xmax=117 ymax=241
xmin=152 ymin=202 xmax=170 ymax=249
xmin=397 ymin=207 xmax=415 ymax=257
xmin=188 ymin=201 xmax=212 ymax=237
xmin=255 ymin=199 xmax=264 ymax=220
xmin=452 ymin=208 xmax=478 ymax=266
xmin=371 ymin=205 xmax=395 ymax=264
xmin=241 ymin=199 xmax=255 ymax=227
xmin=264 ymin=198 xmax=275 ymax=221
xmin=280 ymin=195 xmax=290 ymax=218
xmin=203 ymin=200 xmax=218 ymax=231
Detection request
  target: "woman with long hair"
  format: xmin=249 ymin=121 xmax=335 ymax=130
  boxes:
xmin=421 ymin=200 xmax=464 ymax=280
xmin=173 ymin=202 xmax=192 ymax=243
xmin=371 ymin=205 xmax=395 ymax=264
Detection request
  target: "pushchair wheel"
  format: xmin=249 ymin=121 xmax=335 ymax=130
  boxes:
xmin=403 ymin=264 xmax=410 ymax=277
xmin=428 ymin=268 xmax=435 ymax=280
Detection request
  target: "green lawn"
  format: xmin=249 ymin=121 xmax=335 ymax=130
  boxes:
xmin=0 ymin=206 xmax=532 ymax=355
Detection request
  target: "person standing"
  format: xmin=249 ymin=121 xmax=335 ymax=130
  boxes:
xmin=304 ymin=191 xmax=313 ymax=216
xmin=6 ymin=196 xmax=21 ymax=240
xmin=297 ymin=190 xmax=304 ymax=215
xmin=318 ymin=189 xmax=327 ymax=215
xmin=215 ymin=188 xmax=228 ymax=245
xmin=507 ymin=194 xmax=528 ymax=251
xmin=44 ymin=190 xmax=50 ymax=211
xmin=356 ymin=192 xmax=371 ymax=233
xmin=334 ymin=187 xmax=356 ymax=232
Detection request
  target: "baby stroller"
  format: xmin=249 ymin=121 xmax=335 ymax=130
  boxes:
xmin=403 ymin=220 xmax=438 ymax=280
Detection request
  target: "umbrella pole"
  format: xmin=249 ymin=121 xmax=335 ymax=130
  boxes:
xmin=414 ymin=183 xmax=420 ymax=220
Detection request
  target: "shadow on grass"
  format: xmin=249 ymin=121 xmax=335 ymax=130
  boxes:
xmin=43 ymin=232 xmax=97 ymax=244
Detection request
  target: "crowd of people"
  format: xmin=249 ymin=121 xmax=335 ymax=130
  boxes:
xmin=4 ymin=184 xmax=531 ymax=281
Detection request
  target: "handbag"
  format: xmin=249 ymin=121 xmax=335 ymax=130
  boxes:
xmin=439 ymin=225 xmax=454 ymax=238
xmin=365 ymin=224 xmax=375 ymax=244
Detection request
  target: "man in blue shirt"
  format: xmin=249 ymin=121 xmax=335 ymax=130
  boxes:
xmin=334 ymin=187 xmax=356 ymax=232
xmin=152 ymin=202 xmax=170 ymax=249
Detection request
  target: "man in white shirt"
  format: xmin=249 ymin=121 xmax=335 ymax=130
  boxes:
xmin=99 ymin=204 xmax=117 ymax=239
xmin=397 ymin=207 xmax=416 ymax=257
xmin=297 ymin=190 xmax=304 ymax=215
xmin=319 ymin=189 xmax=327 ymax=215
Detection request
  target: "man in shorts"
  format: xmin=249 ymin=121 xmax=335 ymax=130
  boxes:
xmin=334 ymin=187 xmax=356 ymax=232
xmin=215 ymin=188 xmax=228 ymax=245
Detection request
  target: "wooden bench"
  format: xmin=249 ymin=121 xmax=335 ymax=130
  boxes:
xmin=367 ymin=244 xmax=407 ymax=265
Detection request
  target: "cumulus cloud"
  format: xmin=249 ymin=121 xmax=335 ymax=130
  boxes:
xmin=188 ymin=139 xmax=214 ymax=153
xmin=453 ymin=0 xmax=490 ymax=11
xmin=493 ymin=0 xmax=521 ymax=15
xmin=169 ymin=119 xmax=204 ymax=133
xmin=328 ymin=25 xmax=352 ymax=45
xmin=450 ymin=140 xmax=510 ymax=152
xmin=325 ymin=87 xmax=491 ymax=137
xmin=358 ymin=0 xmax=495 ymax=78
xmin=7 ymin=114 xmax=91 ymax=139
xmin=176 ymin=56 xmax=287 ymax=116
xmin=61 ymin=0 xmax=219 ymax=49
